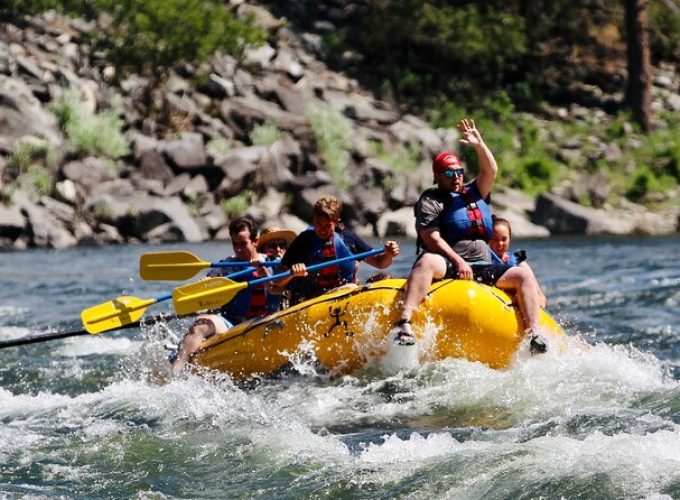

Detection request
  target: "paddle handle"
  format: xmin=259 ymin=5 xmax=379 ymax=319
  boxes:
xmin=248 ymin=248 xmax=384 ymax=287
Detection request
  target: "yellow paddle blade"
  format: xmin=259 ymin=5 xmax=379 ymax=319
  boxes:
xmin=140 ymin=251 xmax=209 ymax=281
xmin=172 ymin=277 xmax=248 ymax=316
xmin=81 ymin=296 xmax=156 ymax=334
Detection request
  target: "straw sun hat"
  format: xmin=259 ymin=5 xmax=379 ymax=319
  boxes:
xmin=257 ymin=228 xmax=297 ymax=252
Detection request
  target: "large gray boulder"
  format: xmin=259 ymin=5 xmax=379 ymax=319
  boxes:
xmin=376 ymin=207 xmax=417 ymax=239
xmin=62 ymin=156 xmax=118 ymax=189
xmin=215 ymin=146 xmax=266 ymax=198
xmin=164 ymin=132 xmax=207 ymax=170
xmin=0 ymin=203 xmax=26 ymax=245
xmin=85 ymin=193 xmax=206 ymax=242
xmin=12 ymin=191 xmax=77 ymax=248
xmin=0 ymin=76 xmax=62 ymax=152
xmin=532 ymin=193 xmax=635 ymax=234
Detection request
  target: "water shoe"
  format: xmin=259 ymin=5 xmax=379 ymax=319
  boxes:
xmin=392 ymin=319 xmax=416 ymax=346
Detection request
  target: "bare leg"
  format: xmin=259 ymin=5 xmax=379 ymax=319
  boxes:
xmin=399 ymin=253 xmax=448 ymax=322
xmin=495 ymin=266 xmax=547 ymax=353
xmin=519 ymin=262 xmax=547 ymax=308
xmin=495 ymin=266 xmax=541 ymax=330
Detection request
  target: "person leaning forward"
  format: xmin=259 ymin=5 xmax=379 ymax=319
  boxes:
xmin=393 ymin=118 xmax=548 ymax=354
xmin=171 ymin=216 xmax=271 ymax=374
xmin=278 ymin=195 xmax=400 ymax=305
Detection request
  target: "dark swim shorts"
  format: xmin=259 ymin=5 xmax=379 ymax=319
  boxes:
xmin=416 ymin=252 xmax=512 ymax=286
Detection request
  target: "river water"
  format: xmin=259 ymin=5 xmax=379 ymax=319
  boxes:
xmin=1 ymin=236 xmax=679 ymax=499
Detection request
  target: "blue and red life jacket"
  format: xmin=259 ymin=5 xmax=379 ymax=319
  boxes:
xmin=216 ymin=260 xmax=270 ymax=324
xmin=440 ymin=183 xmax=493 ymax=246
xmin=291 ymin=229 xmax=356 ymax=302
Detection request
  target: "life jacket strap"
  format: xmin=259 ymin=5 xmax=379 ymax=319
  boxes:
xmin=462 ymin=189 xmax=487 ymax=239
xmin=318 ymin=238 xmax=340 ymax=290
xmin=245 ymin=269 xmax=267 ymax=319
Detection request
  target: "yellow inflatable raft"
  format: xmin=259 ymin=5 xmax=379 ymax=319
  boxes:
xmin=190 ymin=278 xmax=563 ymax=380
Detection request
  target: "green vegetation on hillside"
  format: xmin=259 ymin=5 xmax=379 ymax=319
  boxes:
xmin=263 ymin=0 xmax=680 ymax=207
xmin=306 ymin=105 xmax=353 ymax=192
xmin=2 ymin=0 xmax=265 ymax=78
xmin=274 ymin=0 xmax=680 ymax=109
xmin=430 ymin=96 xmax=680 ymax=206
xmin=5 ymin=1 xmax=680 ymax=208
xmin=6 ymin=139 xmax=56 ymax=198
xmin=51 ymin=89 xmax=129 ymax=159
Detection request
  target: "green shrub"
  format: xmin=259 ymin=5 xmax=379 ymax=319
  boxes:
xmin=323 ymin=1 xmax=527 ymax=104
xmin=87 ymin=0 xmax=265 ymax=79
xmin=306 ymin=105 xmax=353 ymax=192
xmin=372 ymin=141 xmax=421 ymax=175
xmin=511 ymin=157 xmax=559 ymax=195
xmin=221 ymin=190 xmax=254 ymax=220
xmin=426 ymin=100 xmax=467 ymax=130
xmin=649 ymin=3 xmax=680 ymax=62
xmin=51 ymin=90 xmax=77 ymax=129
xmin=0 ymin=0 xmax=60 ymax=22
xmin=51 ymin=89 xmax=129 ymax=158
xmin=5 ymin=0 xmax=264 ymax=80
xmin=21 ymin=165 xmax=54 ymax=196
xmin=206 ymin=137 xmax=232 ymax=158
xmin=626 ymin=166 xmax=661 ymax=202
xmin=603 ymin=112 xmax=632 ymax=142
xmin=8 ymin=144 xmax=36 ymax=174
xmin=665 ymin=147 xmax=680 ymax=182
xmin=250 ymin=121 xmax=281 ymax=146
xmin=8 ymin=140 xmax=56 ymax=173
xmin=186 ymin=193 xmax=207 ymax=218
xmin=6 ymin=140 xmax=55 ymax=196
xmin=6 ymin=140 xmax=57 ymax=199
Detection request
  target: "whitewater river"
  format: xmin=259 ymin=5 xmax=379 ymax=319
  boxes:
xmin=1 ymin=236 xmax=679 ymax=498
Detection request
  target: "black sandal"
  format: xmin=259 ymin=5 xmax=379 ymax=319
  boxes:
xmin=393 ymin=319 xmax=416 ymax=346
xmin=529 ymin=334 xmax=547 ymax=355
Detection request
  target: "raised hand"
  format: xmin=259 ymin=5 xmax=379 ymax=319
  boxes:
xmin=458 ymin=118 xmax=483 ymax=148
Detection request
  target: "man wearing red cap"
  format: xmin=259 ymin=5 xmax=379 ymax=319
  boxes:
xmin=393 ymin=118 xmax=547 ymax=354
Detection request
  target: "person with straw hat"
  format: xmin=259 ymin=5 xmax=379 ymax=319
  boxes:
xmin=258 ymin=226 xmax=297 ymax=311
xmin=257 ymin=227 xmax=297 ymax=261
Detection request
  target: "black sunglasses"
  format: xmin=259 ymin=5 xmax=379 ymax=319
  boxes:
xmin=265 ymin=240 xmax=287 ymax=250
xmin=443 ymin=168 xmax=464 ymax=178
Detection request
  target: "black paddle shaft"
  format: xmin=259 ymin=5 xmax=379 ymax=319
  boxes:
xmin=0 ymin=312 xmax=182 ymax=350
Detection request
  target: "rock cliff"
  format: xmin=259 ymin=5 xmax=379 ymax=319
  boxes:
xmin=0 ymin=6 xmax=678 ymax=250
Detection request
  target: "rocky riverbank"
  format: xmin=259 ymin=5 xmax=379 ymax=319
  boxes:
xmin=1 ymin=5 xmax=678 ymax=251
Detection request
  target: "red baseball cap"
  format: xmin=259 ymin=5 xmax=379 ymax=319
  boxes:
xmin=432 ymin=151 xmax=462 ymax=175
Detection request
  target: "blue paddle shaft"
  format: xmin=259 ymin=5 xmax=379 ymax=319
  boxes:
xmin=247 ymin=248 xmax=384 ymax=287
xmin=154 ymin=265 xmax=262 ymax=303
xmin=211 ymin=259 xmax=281 ymax=268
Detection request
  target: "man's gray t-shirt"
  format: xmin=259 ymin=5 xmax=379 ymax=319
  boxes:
xmin=415 ymin=186 xmax=490 ymax=262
